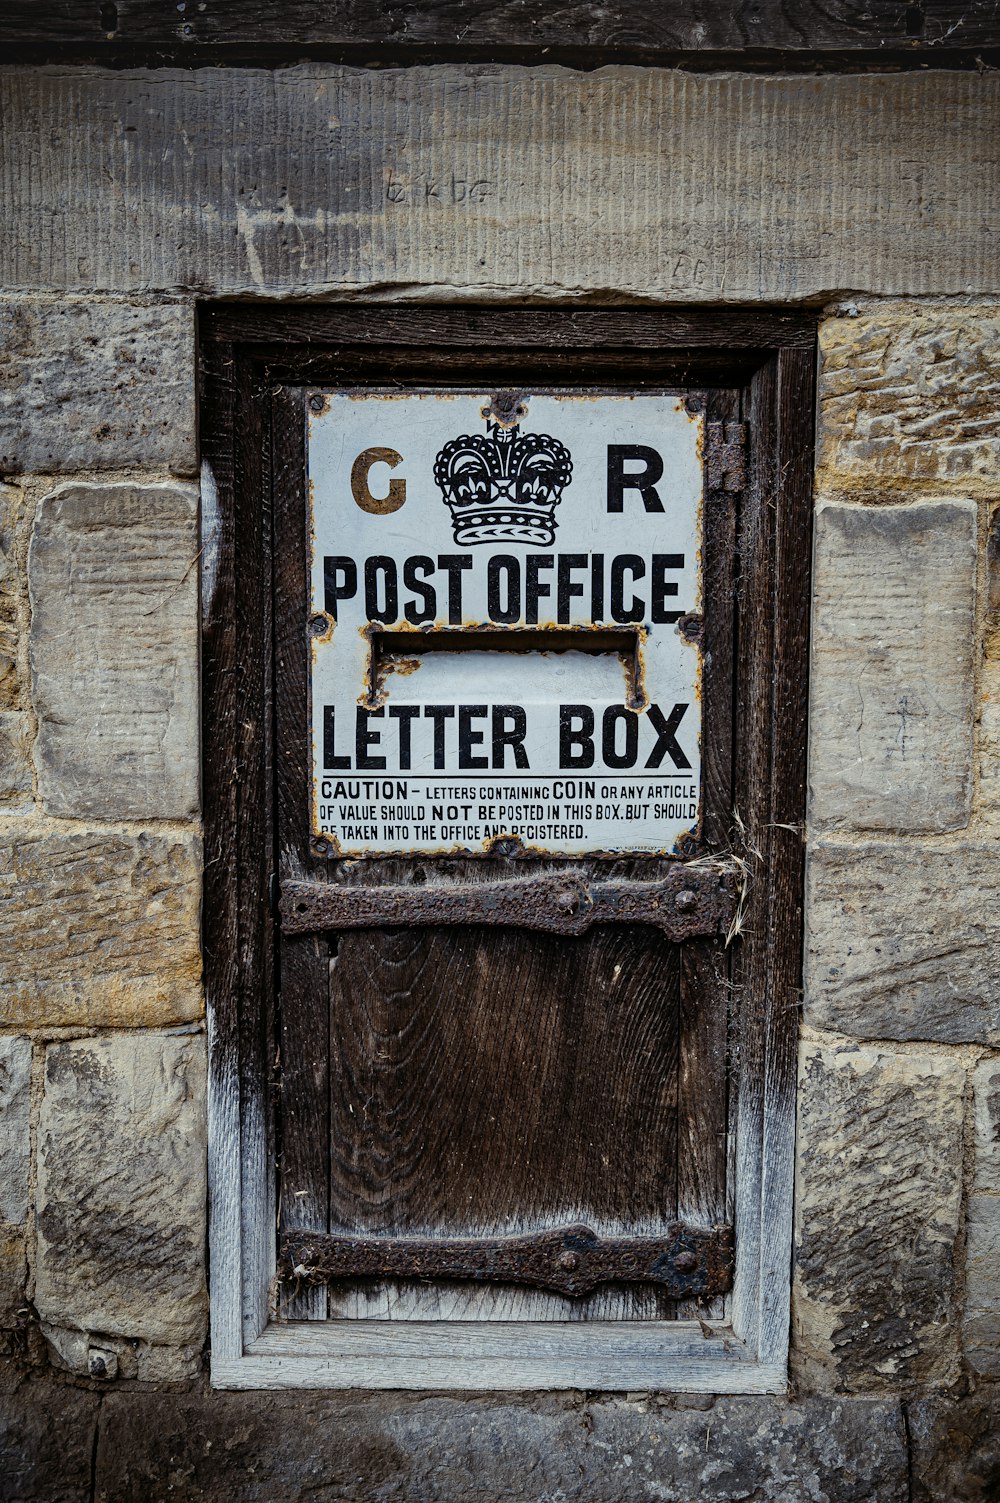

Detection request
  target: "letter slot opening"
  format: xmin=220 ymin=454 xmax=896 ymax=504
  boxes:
xmin=366 ymin=626 xmax=647 ymax=712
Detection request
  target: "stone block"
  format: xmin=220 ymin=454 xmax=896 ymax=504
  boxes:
xmin=0 ymin=1367 xmax=98 ymax=1503
xmin=0 ymin=481 xmax=24 ymax=710
xmin=817 ymin=309 xmax=1000 ymax=495
xmin=35 ymin=1032 xmax=207 ymax=1349
xmin=979 ymin=664 xmax=1000 ymax=824
xmin=41 ymin=1321 xmax=201 ymax=1384
xmin=94 ymin=1389 xmax=907 ymax=1503
xmin=0 ymin=68 xmax=996 ymax=301
xmin=29 ymin=483 xmax=199 ymax=821
xmin=0 ymin=711 xmax=32 ymax=805
xmin=0 ymin=1033 xmax=29 ymax=1325
xmin=909 ymin=1388 xmax=1000 ymax=1503
xmin=965 ymin=1057 xmax=1000 ymax=1377
xmin=0 ymin=299 xmax=196 ymax=474
xmin=809 ymin=501 xmax=976 ymax=832
xmin=0 ymin=820 xmax=202 ymax=1029
xmin=804 ymin=842 xmax=1000 ymax=1044
xmin=0 ymin=1035 xmax=31 ymax=1225
xmin=793 ymin=1040 xmax=965 ymax=1391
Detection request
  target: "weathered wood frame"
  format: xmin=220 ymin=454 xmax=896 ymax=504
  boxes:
xmin=200 ymin=306 xmax=814 ymax=1391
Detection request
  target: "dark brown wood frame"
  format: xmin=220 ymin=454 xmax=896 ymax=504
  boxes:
xmin=5 ymin=0 xmax=999 ymax=68
xmin=200 ymin=305 xmax=815 ymax=1390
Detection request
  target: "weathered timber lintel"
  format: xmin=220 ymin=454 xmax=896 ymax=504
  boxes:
xmin=279 ymin=862 xmax=737 ymax=940
xmin=280 ymin=1222 xmax=735 ymax=1299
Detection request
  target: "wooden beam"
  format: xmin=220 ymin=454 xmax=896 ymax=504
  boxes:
xmin=2 ymin=0 xmax=998 ymax=66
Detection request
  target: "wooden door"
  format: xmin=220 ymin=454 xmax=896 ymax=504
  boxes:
xmin=272 ymin=374 xmax=741 ymax=1325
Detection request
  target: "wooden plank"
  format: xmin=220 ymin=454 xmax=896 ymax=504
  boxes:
xmin=201 ymin=335 xmax=245 ymax=1362
xmin=272 ymin=386 xmax=329 ymax=1320
xmin=325 ymin=924 xmax=681 ymax=1321
xmin=756 ymin=345 xmax=813 ymax=1368
xmin=3 ymin=0 xmax=998 ymax=58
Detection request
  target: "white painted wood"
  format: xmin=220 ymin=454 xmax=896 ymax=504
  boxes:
xmin=206 ymin=1005 xmax=245 ymax=1364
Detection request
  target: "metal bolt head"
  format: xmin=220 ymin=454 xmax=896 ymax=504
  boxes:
xmin=311 ymin=835 xmax=331 ymax=858
xmin=309 ymin=394 xmax=326 ymax=413
xmin=558 ymin=1250 xmax=580 ymax=1272
xmin=309 ymin=612 xmax=329 ymax=637
xmin=674 ymin=888 xmax=698 ymax=912
xmin=674 ymin=1250 xmax=698 ymax=1273
xmin=555 ymin=890 xmax=579 ymax=915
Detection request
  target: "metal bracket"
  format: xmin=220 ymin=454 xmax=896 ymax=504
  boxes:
xmin=280 ymin=1222 xmax=734 ymax=1300
xmin=279 ymin=861 xmax=737 ymax=941
xmin=706 ymin=421 xmax=748 ymax=492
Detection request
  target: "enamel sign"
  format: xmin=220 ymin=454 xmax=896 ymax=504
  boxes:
xmin=308 ymin=390 xmax=703 ymax=856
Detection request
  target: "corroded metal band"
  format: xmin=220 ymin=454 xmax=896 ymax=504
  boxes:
xmin=280 ymin=1222 xmax=735 ymax=1300
xmin=279 ymin=862 xmax=737 ymax=940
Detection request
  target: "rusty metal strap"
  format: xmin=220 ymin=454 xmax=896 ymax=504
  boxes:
xmin=280 ymin=1222 xmax=734 ymax=1300
xmin=279 ymin=862 xmax=737 ymax=940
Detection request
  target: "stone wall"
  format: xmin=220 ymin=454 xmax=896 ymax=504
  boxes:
xmin=0 ymin=62 xmax=998 ymax=1503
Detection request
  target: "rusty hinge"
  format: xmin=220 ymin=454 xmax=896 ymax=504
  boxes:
xmin=280 ymin=1222 xmax=734 ymax=1300
xmin=279 ymin=861 xmax=737 ymax=941
xmin=706 ymin=421 xmax=748 ymax=492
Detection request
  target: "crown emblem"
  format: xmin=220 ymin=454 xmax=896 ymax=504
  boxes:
xmin=433 ymin=394 xmax=573 ymax=547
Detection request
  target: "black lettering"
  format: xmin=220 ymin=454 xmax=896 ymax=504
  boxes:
xmin=437 ymin=554 xmax=473 ymax=624
xmin=557 ymin=554 xmax=587 ymax=623
xmin=424 ymin=705 xmax=455 ymax=769
xmin=602 ymin=705 xmax=639 ymax=769
xmin=324 ymin=556 xmax=357 ymax=619
xmin=560 ymin=705 xmax=595 ymax=768
xmin=487 ymin=554 xmax=521 ymax=624
xmin=458 ymin=705 xmax=489 ymax=769
xmin=607 ymin=445 xmax=666 ymax=513
xmin=590 ymin=554 xmax=605 ymax=621
xmin=650 ymin=553 xmax=684 ymax=624
xmin=356 ymin=706 xmax=386 ymax=770
xmin=525 ymin=554 xmax=553 ymax=624
xmin=492 ymin=704 xmax=529 ymax=769
xmin=403 ymin=556 xmax=437 ymax=624
xmin=323 ymin=705 xmax=351 ymax=769
xmin=388 ymin=704 xmax=420 ymax=769
xmin=610 ymin=555 xmax=646 ymax=623
xmin=363 ymin=556 xmax=398 ymax=623
xmin=645 ymin=702 xmax=692 ymax=769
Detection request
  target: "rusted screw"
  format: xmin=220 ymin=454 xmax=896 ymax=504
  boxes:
xmin=309 ymin=612 xmax=329 ymax=637
xmin=311 ymin=836 xmax=331 ymax=857
xmin=675 ymin=889 xmax=698 ymax=912
xmin=558 ymin=1251 xmax=580 ymax=1272
xmin=674 ymin=1250 xmax=698 ymax=1273
xmin=309 ymin=394 xmax=325 ymax=413
xmin=555 ymin=890 xmax=579 ymax=915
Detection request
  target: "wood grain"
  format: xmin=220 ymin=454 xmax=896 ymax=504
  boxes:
xmin=4 ymin=0 xmax=997 ymax=60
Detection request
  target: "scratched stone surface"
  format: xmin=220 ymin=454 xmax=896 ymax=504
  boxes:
xmin=808 ymin=500 xmax=977 ymax=833
xmin=0 ymin=481 xmax=23 ymax=710
xmin=0 ymin=1034 xmax=31 ymax=1327
xmin=0 ymin=710 xmax=31 ymax=805
xmin=965 ymin=1058 xmax=1000 ymax=1379
xmin=0 ymin=299 xmax=196 ymax=474
xmin=34 ymin=1033 xmax=207 ymax=1351
xmin=817 ymin=309 xmax=1000 ymax=498
xmin=793 ymin=1040 xmax=965 ymax=1393
xmin=29 ymin=482 xmax=199 ymax=820
xmin=85 ymin=1387 xmax=908 ymax=1503
xmin=0 ymin=820 xmax=202 ymax=1029
xmin=0 ymin=67 xmax=996 ymax=300
xmin=804 ymin=841 xmax=1000 ymax=1044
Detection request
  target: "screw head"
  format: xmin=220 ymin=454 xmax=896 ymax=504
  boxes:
xmin=309 ymin=394 xmax=326 ymax=413
xmin=674 ymin=1250 xmax=698 ymax=1273
xmin=311 ymin=835 xmax=331 ymax=858
xmin=555 ymin=890 xmax=579 ymax=915
xmin=558 ymin=1251 xmax=580 ymax=1272
xmin=675 ymin=888 xmax=698 ymax=912
xmin=309 ymin=612 xmax=329 ymax=637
